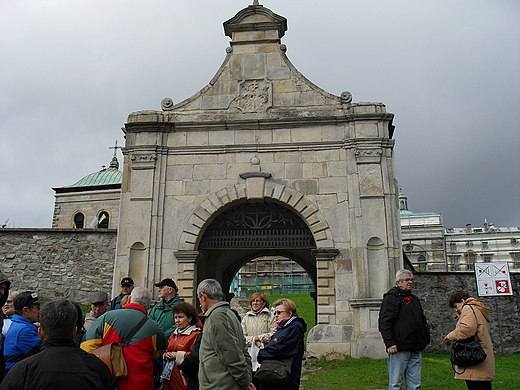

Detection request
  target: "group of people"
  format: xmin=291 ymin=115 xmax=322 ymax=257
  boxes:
xmin=0 ymin=274 xmax=307 ymax=390
xmin=379 ymin=269 xmax=495 ymax=390
xmin=0 ymin=267 xmax=496 ymax=390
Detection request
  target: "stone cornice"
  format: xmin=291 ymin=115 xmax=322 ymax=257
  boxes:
xmin=124 ymin=112 xmax=395 ymax=133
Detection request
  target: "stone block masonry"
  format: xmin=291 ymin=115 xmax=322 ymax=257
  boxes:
xmin=0 ymin=228 xmax=115 ymax=304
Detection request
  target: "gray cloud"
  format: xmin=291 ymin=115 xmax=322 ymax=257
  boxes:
xmin=1 ymin=0 xmax=519 ymax=228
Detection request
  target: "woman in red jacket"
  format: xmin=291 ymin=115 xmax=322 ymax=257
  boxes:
xmin=162 ymin=302 xmax=201 ymax=390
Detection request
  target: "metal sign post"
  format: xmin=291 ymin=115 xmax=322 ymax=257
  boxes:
xmin=474 ymin=262 xmax=513 ymax=356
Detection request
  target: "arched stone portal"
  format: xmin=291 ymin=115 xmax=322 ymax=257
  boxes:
xmin=115 ymin=3 xmax=402 ymax=358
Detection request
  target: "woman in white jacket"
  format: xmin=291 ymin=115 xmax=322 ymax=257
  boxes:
xmin=241 ymin=293 xmax=276 ymax=373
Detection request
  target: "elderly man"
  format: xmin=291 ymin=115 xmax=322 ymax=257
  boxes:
xmin=378 ymin=269 xmax=430 ymax=390
xmin=148 ymin=278 xmax=182 ymax=339
xmin=84 ymin=291 xmax=109 ymax=333
xmin=4 ymin=292 xmax=42 ymax=375
xmin=82 ymin=286 xmax=166 ymax=390
xmin=197 ymin=279 xmax=254 ymax=390
xmin=1 ymin=298 xmax=118 ymax=390
xmin=110 ymin=277 xmax=134 ymax=310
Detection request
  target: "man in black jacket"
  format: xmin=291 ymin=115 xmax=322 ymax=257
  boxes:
xmin=378 ymin=269 xmax=430 ymax=390
xmin=0 ymin=298 xmax=118 ymax=390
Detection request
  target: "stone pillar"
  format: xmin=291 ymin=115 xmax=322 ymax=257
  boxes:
xmin=349 ymin=298 xmax=385 ymax=358
xmin=174 ymin=250 xmax=200 ymax=304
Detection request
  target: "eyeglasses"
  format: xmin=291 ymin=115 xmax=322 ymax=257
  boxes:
xmin=400 ymin=278 xmax=414 ymax=282
xmin=252 ymin=300 xmax=264 ymax=303
xmin=275 ymin=310 xmax=288 ymax=315
xmin=5 ymin=300 xmax=12 ymax=304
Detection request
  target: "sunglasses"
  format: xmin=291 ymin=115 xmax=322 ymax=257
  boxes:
xmin=275 ymin=310 xmax=288 ymax=315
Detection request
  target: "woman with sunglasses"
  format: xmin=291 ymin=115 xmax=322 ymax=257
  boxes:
xmin=257 ymin=298 xmax=306 ymax=390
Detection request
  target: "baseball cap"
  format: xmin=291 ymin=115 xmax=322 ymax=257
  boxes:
xmin=154 ymin=278 xmax=177 ymax=289
xmin=90 ymin=291 xmax=108 ymax=304
xmin=120 ymin=277 xmax=134 ymax=287
xmin=14 ymin=291 xmax=42 ymax=311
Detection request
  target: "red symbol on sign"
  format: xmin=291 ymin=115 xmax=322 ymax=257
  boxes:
xmin=495 ymin=280 xmax=510 ymax=294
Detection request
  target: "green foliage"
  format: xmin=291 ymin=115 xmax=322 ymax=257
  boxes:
xmin=301 ymin=353 xmax=520 ymax=390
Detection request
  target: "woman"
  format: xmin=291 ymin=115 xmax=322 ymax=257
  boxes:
xmin=241 ymin=293 xmax=276 ymax=369
xmin=444 ymin=290 xmax=495 ymax=390
xmin=162 ymin=302 xmax=201 ymax=390
xmin=257 ymin=298 xmax=306 ymax=390
xmin=2 ymin=291 xmax=19 ymax=336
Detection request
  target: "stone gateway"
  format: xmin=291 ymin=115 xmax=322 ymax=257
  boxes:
xmin=115 ymin=3 xmax=400 ymax=358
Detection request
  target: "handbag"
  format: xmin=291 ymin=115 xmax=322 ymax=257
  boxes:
xmin=254 ymin=355 xmax=295 ymax=386
xmin=450 ymin=305 xmax=487 ymax=374
xmin=90 ymin=314 xmax=149 ymax=379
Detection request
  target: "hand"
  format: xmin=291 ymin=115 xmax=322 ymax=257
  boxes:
xmin=387 ymin=345 xmax=398 ymax=354
xmin=444 ymin=335 xmax=451 ymax=341
xmin=246 ymin=383 xmax=257 ymax=390
xmin=164 ymin=351 xmax=176 ymax=361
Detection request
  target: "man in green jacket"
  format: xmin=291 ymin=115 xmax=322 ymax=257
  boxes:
xmin=197 ymin=279 xmax=254 ymax=390
xmin=148 ymin=278 xmax=182 ymax=339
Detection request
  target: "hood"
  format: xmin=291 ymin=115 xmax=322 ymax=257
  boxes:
xmin=465 ymin=298 xmax=491 ymax=322
xmin=0 ymin=271 xmax=11 ymax=308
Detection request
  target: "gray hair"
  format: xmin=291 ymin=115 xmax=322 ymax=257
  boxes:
xmin=130 ymin=286 xmax=152 ymax=309
xmin=39 ymin=299 xmax=77 ymax=340
xmin=197 ymin=279 xmax=225 ymax=301
xmin=396 ymin=269 xmax=413 ymax=282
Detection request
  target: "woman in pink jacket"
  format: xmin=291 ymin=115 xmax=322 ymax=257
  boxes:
xmin=444 ymin=290 xmax=495 ymax=390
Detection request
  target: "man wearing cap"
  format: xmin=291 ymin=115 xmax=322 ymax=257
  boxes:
xmin=84 ymin=291 xmax=109 ymax=333
xmin=148 ymin=278 xmax=183 ymax=339
xmin=4 ymin=291 xmax=42 ymax=374
xmin=110 ymin=277 xmax=134 ymax=310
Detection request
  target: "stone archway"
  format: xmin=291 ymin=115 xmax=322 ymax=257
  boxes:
xmin=174 ymin=182 xmax=335 ymax=301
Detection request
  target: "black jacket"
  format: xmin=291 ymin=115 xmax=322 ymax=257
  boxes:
xmin=0 ymin=339 xmax=119 ymax=390
xmin=378 ymin=286 xmax=430 ymax=352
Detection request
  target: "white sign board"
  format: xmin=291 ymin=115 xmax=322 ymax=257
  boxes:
xmin=475 ymin=262 xmax=513 ymax=296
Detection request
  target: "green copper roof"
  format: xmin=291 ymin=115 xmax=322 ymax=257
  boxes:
xmin=66 ymin=167 xmax=122 ymax=188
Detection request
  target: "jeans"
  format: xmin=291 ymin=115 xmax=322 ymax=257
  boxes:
xmin=387 ymin=351 xmax=422 ymax=390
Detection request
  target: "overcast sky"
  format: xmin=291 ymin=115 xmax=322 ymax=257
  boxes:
xmin=1 ymin=0 xmax=519 ymax=229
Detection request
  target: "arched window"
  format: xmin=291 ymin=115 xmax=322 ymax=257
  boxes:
xmin=97 ymin=211 xmax=110 ymax=229
xmin=73 ymin=212 xmax=85 ymax=229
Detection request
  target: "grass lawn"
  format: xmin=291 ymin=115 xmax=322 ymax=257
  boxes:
xmin=301 ymin=353 xmax=520 ymax=390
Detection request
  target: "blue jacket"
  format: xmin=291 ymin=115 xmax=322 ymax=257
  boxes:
xmin=4 ymin=315 xmax=41 ymax=371
xmin=258 ymin=316 xmax=306 ymax=390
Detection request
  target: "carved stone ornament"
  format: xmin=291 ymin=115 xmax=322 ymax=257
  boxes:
xmin=130 ymin=153 xmax=158 ymax=169
xmin=161 ymin=98 xmax=174 ymax=111
xmin=341 ymin=91 xmax=353 ymax=104
xmin=237 ymin=79 xmax=273 ymax=113
xmin=354 ymin=148 xmax=383 ymax=164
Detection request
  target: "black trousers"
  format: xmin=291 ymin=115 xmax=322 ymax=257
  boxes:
xmin=466 ymin=380 xmax=492 ymax=390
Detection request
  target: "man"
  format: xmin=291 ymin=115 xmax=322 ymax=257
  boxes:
xmin=148 ymin=278 xmax=182 ymax=339
xmin=378 ymin=269 xmax=430 ymax=390
xmin=110 ymin=277 xmax=134 ymax=310
xmin=4 ymin=292 xmax=42 ymax=375
xmin=197 ymin=279 xmax=254 ymax=390
xmin=0 ymin=298 xmax=118 ymax=390
xmin=82 ymin=287 xmax=167 ymax=390
xmin=0 ymin=272 xmax=11 ymax=381
xmin=84 ymin=291 xmax=109 ymax=332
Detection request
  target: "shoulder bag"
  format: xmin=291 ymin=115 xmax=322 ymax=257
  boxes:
xmin=450 ymin=305 xmax=487 ymax=374
xmin=254 ymin=355 xmax=295 ymax=386
xmin=90 ymin=315 xmax=149 ymax=379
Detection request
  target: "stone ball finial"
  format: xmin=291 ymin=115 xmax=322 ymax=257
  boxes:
xmin=161 ymin=98 xmax=174 ymax=111
xmin=251 ymin=157 xmax=260 ymax=165
xmin=341 ymin=91 xmax=352 ymax=104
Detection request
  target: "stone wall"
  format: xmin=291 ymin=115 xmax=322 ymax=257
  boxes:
xmin=0 ymin=229 xmax=115 ymax=304
xmin=414 ymin=272 xmax=520 ymax=354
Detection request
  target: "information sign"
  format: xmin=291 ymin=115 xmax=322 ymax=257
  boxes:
xmin=475 ymin=262 xmax=513 ymax=296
